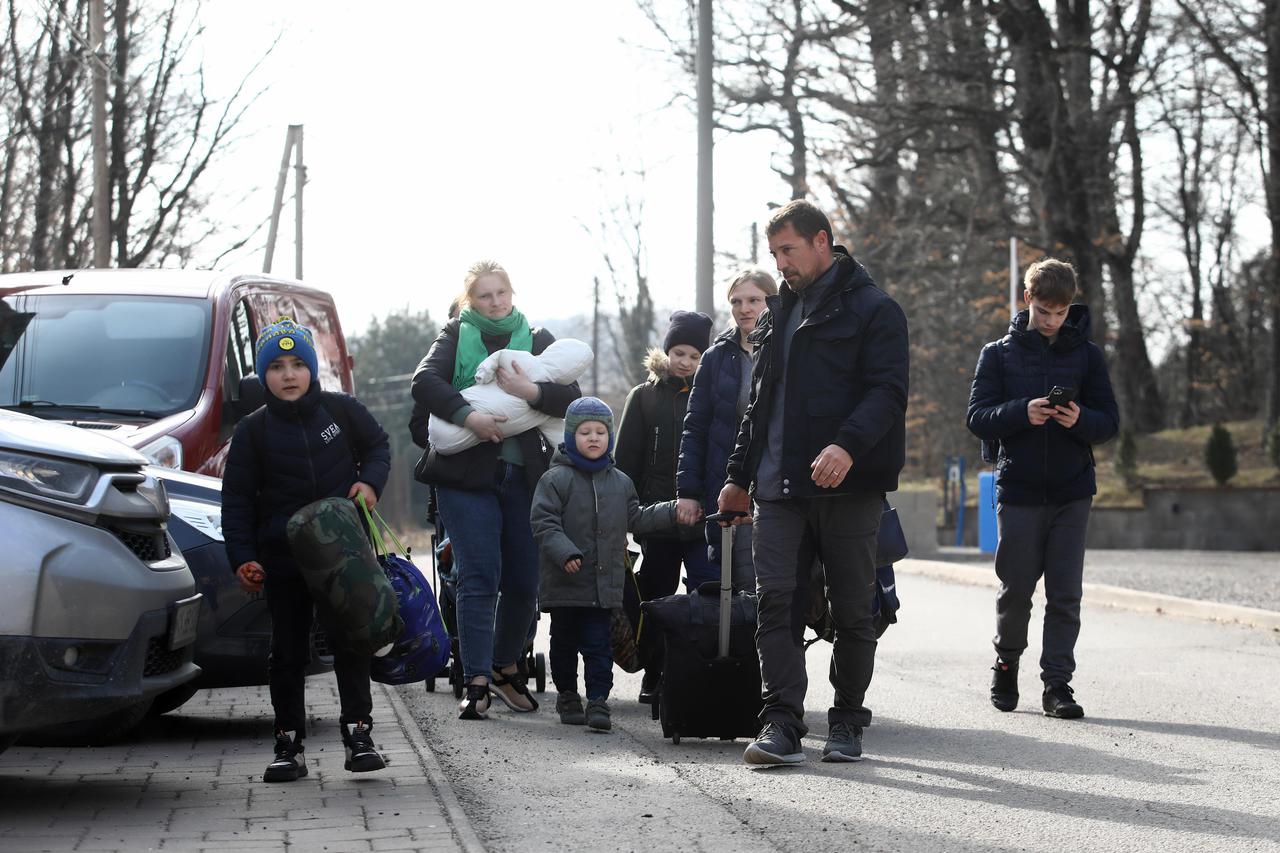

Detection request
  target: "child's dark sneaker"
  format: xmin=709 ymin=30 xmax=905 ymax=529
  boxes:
xmin=1042 ymin=683 xmax=1084 ymax=719
xmin=585 ymin=698 xmax=611 ymax=732
xmin=556 ymin=691 xmax=586 ymax=725
xmin=263 ymin=731 xmax=306 ymax=783
xmin=821 ymin=721 xmax=863 ymax=763
xmin=991 ymin=658 xmax=1019 ymax=712
xmin=743 ymin=721 xmax=805 ymax=766
xmin=343 ymin=721 xmax=386 ymax=772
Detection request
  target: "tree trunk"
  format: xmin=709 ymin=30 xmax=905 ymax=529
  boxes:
xmin=1266 ymin=0 xmax=1280 ymax=431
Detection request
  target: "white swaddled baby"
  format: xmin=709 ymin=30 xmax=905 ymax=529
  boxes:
xmin=428 ymin=338 xmax=594 ymax=454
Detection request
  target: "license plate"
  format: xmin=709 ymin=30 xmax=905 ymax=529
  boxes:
xmin=168 ymin=594 xmax=202 ymax=651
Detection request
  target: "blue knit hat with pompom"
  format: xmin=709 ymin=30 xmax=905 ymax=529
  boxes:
xmin=254 ymin=317 xmax=318 ymax=382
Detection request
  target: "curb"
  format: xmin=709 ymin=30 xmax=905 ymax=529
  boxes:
xmin=380 ymin=682 xmax=487 ymax=853
xmin=897 ymin=558 xmax=1280 ymax=632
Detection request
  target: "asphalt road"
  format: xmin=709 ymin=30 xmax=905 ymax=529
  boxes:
xmin=400 ymin=574 xmax=1280 ymax=853
xmin=934 ymin=547 xmax=1280 ymax=613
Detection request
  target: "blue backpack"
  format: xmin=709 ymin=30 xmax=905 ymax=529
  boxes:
xmin=360 ymin=500 xmax=451 ymax=685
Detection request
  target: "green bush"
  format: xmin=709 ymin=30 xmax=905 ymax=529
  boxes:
xmin=1204 ymin=423 xmax=1238 ymax=486
xmin=1114 ymin=429 xmax=1139 ymax=489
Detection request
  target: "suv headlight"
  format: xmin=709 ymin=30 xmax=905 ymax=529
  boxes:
xmin=169 ymin=497 xmax=223 ymax=542
xmin=139 ymin=435 xmax=183 ymax=469
xmin=0 ymin=449 xmax=96 ymax=504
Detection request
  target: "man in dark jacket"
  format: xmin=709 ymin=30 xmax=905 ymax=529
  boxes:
xmin=966 ymin=258 xmax=1119 ymax=720
xmin=719 ymin=200 xmax=909 ymax=766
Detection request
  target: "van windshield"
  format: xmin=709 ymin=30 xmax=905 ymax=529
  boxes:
xmin=0 ymin=294 xmax=211 ymax=418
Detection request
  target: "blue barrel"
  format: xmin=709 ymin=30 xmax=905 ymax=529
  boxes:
xmin=978 ymin=471 xmax=998 ymax=553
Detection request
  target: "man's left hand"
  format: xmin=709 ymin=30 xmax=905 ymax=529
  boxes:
xmin=1051 ymin=401 xmax=1081 ymax=429
xmin=496 ymin=361 xmax=540 ymax=402
xmin=810 ymin=444 xmax=853 ymax=488
xmin=349 ymin=481 xmax=378 ymax=509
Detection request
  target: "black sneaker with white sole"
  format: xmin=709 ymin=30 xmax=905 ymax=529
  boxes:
xmin=343 ymin=721 xmax=387 ymax=773
xmin=263 ymin=731 xmax=307 ymax=783
xmin=821 ymin=721 xmax=864 ymax=762
xmin=743 ymin=721 xmax=805 ymax=766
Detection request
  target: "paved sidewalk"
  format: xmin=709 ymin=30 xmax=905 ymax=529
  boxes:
xmin=0 ymin=679 xmax=481 ymax=853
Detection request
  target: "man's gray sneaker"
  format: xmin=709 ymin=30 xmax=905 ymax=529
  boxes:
xmin=743 ymin=722 xmax=805 ymax=766
xmin=821 ymin=721 xmax=863 ymax=762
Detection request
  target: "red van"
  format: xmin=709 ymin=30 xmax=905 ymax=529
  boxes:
xmin=0 ymin=269 xmax=354 ymax=476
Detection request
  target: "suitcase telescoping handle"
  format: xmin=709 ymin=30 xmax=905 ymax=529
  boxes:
xmin=705 ymin=510 xmax=748 ymax=658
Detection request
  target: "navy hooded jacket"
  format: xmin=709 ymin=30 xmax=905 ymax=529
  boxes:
xmin=677 ymin=325 xmax=749 ymax=515
xmin=966 ymin=304 xmax=1120 ymax=505
xmin=222 ymin=381 xmax=391 ymax=577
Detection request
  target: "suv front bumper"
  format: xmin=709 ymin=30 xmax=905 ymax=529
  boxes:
xmin=0 ymin=600 xmax=201 ymax=735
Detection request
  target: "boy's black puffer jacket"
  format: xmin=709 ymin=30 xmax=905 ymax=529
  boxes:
xmin=221 ymin=382 xmax=391 ymax=577
xmin=966 ymin=305 xmax=1120 ymax=505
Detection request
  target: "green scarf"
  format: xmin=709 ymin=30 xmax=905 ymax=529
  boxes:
xmin=452 ymin=307 xmax=534 ymax=391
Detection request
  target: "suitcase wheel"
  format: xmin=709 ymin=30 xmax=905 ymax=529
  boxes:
xmin=671 ymin=733 xmax=681 ymax=745
xmin=425 ymin=678 xmax=436 ymax=693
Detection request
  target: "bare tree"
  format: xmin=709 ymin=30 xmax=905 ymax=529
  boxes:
xmin=0 ymin=0 xmax=270 ymax=271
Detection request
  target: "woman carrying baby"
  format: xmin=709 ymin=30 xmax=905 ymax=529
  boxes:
xmin=412 ymin=260 xmax=581 ymax=720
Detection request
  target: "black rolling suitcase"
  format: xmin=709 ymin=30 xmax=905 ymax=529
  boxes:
xmin=642 ymin=512 xmax=763 ymax=744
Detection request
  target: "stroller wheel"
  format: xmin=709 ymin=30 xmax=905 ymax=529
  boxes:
xmin=425 ymin=678 xmax=436 ymax=693
xmin=534 ymin=652 xmax=547 ymax=693
xmin=450 ymin=658 xmax=464 ymax=699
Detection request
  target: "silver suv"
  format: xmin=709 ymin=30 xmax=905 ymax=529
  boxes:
xmin=0 ymin=410 xmax=200 ymax=749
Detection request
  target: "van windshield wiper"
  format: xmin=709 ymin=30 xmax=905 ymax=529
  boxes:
xmin=7 ymin=400 xmax=162 ymax=418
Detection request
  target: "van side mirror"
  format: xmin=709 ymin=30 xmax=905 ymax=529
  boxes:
xmin=232 ymin=375 xmax=266 ymax=420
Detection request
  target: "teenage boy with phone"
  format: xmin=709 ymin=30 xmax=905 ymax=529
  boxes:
xmin=966 ymin=259 xmax=1119 ymax=719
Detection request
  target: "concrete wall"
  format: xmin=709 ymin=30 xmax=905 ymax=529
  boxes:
xmin=1086 ymin=488 xmax=1280 ymax=551
xmin=930 ymin=487 xmax=1280 ymax=552
xmin=892 ymin=488 xmax=938 ymax=558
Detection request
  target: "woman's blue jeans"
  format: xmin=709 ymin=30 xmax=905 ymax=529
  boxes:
xmin=435 ymin=463 xmax=541 ymax=682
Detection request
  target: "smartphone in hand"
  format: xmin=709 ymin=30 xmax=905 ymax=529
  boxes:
xmin=1047 ymin=385 xmax=1077 ymax=409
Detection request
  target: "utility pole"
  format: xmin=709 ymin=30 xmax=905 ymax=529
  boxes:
xmin=1009 ymin=236 xmax=1019 ymax=319
xmin=695 ymin=0 xmax=714 ymax=315
xmin=90 ymin=0 xmax=109 ymax=267
xmin=264 ymin=124 xmax=306 ymax=278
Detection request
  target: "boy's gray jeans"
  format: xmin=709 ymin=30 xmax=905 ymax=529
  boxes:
xmin=993 ymin=497 xmax=1092 ymax=686
xmin=752 ymin=492 xmax=882 ymax=736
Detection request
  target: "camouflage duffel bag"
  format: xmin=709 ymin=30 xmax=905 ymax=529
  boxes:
xmin=286 ymin=497 xmax=403 ymax=656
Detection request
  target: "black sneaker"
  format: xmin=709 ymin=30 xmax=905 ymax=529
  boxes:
xmin=263 ymin=731 xmax=306 ymax=783
xmin=991 ymin=658 xmax=1019 ymax=712
xmin=1042 ymin=683 xmax=1084 ymax=719
xmin=343 ymin=721 xmax=386 ymax=772
xmin=743 ymin=722 xmax=805 ymax=766
xmin=556 ymin=691 xmax=586 ymax=726
xmin=821 ymin=721 xmax=863 ymax=763
xmin=585 ymin=698 xmax=612 ymax=732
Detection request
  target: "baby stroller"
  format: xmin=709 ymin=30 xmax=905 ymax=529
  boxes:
xmin=424 ymin=497 xmax=546 ymax=697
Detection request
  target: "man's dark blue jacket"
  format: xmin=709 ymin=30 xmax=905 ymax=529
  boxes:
xmin=966 ymin=305 xmax=1119 ymax=505
xmin=222 ymin=382 xmax=391 ymax=578
xmin=677 ymin=326 xmax=747 ymax=515
xmin=725 ymin=249 xmax=909 ymax=498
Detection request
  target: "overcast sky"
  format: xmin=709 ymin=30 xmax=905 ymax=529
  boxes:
xmin=196 ymin=1 xmax=785 ymax=338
